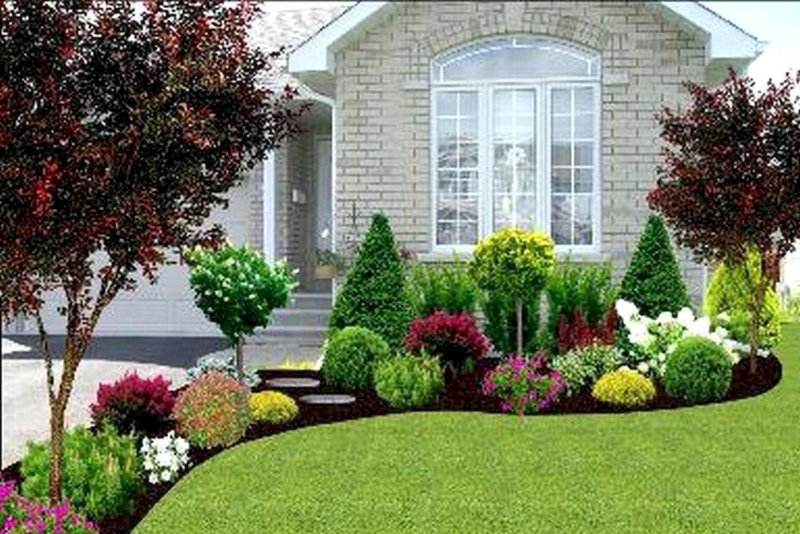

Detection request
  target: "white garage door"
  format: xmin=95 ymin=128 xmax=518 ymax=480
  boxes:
xmin=27 ymin=174 xmax=256 ymax=337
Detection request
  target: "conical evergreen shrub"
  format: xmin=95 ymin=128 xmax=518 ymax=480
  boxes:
xmin=620 ymin=215 xmax=689 ymax=317
xmin=328 ymin=213 xmax=413 ymax=348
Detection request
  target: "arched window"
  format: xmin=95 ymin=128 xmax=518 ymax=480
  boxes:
xmin=431 ymin=38 xmax=601 ymax=250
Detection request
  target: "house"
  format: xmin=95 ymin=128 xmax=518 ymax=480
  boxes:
xmin=17 ymin=1 xmax=763 ymax=338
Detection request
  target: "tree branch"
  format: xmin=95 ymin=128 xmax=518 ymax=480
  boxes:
xmin=34 ymin=312 xmax=57 ymax=407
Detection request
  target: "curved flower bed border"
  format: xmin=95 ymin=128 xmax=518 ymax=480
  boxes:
xmin=1 ymin=354 xmax=782 ymax=534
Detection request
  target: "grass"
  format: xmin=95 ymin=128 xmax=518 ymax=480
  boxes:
xmin=135 ymin=325 xmax=800 ymax=533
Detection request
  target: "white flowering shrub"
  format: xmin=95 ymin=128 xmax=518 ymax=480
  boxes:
xmin=140 ymin=431 xmax=190 ymax=484
xmin=187 ymin=353 xmax=260 ymax=389
xmin=615 ymin=299 xmax=760 ymax=378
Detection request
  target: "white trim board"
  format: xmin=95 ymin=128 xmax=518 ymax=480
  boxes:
xmin=288 ymin=1 xmax=763 ymax=75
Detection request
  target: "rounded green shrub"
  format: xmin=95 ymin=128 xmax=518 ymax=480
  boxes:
xmin=374 ymin=353 xmax=445 ymax=410
xmin=174 ymin=372 xmax=251 ymax=449
xmin=704 ymin=250 xmax=781 ymax=350
xmin=664 ymin=336 xmax=732 ymax=403
xmin=21 ymin=425 xmax=142 ymax=520
xmin=322 ymin=326 xmax=391 ymax=389
xmin=592 ymin=369 xmax=656 ymax=408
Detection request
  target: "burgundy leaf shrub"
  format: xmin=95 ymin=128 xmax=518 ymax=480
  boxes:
xmin=90 ymin=372 xmax=175 ymax=434
xmin=482 ymin=353 xmax=566 ymax=415
xmin=556 ymin=307 xmax=617 ymax=353
xmin=404 ymin=312 xmax=491 ymax=372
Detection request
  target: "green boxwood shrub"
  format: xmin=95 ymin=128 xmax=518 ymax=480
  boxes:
xmin=704 ymin=250 xmax=781 ymax=350
xmin=322 ymin=326 xmax=391 ymax=389
xmin=406 ymin=259 xmax=480 ymax=317
xmin=664 ymin=336 xmax=732 ymax=403
xmin=328 ymin=213 xmax=413 ymax=348
xmin=620 ymin=215 xmax=689 ymax=317
xmin=21 ymin=425 xmax=142 ymax=520
xmin=374 ymin=353 xmax=445 ymax=410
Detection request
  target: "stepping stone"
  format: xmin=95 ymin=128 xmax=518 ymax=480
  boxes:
xmin=299 ymin=394 xmax=356 ymax=405
xmin=264 ymin=378 xmax=321 ymax=389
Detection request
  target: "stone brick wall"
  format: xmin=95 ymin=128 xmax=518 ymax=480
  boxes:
xmin=332 ymin=1 xmax=711 ymax=301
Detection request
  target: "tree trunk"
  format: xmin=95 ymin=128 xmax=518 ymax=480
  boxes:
xmin=516 ymin=298 xmax=523 ymax=355
xmin=48 ymin=399 xmax=66 ymax=504
xmin=235 ymin=336 xmax=244 ymax=383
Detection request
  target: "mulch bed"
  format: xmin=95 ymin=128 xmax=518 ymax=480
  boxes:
xmin=1 ymin=354 xmax=782 ymax=534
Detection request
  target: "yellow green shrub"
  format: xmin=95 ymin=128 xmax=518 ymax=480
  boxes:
xmin=592 ymin=369 xmax=655 ymax=408
xmin=249 ymin=391 xmax=299 ymax=424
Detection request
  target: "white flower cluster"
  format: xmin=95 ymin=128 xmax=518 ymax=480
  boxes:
xmin=140 ymin=431 xmax=190 ymax=485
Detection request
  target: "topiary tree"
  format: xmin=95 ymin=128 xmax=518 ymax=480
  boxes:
xmin=704 ymin=249 xmax=781 ymax=350
xmin=469 ymin=228 xmax=556 ymax=354
xmin=649 ymin=70 xmax=800 ymax=373
xmin=328 ymin=213 xmax=413 ymax=348
xmin=0 ymin=0 xmax=301 ymax=503
xmin=188 ymin=244 xmax=297 ymax=383
xmin=620 ymin=215 xmax=690 ymax=317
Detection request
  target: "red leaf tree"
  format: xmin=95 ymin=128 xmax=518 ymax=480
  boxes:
xmin=0 ymin=0 xmax=302 ymax=503
xmin=649 ymin=70 xmax=800 ymax=373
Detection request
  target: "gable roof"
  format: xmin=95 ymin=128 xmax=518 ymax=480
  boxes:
xmin=287 ymin=1 xmax=765 ymax=75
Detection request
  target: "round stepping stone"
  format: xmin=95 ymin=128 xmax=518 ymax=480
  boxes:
xmin=264 ymin=377 xmax=320 ymax=389
xmin=299 ymin=394 xmax=356 ymax=405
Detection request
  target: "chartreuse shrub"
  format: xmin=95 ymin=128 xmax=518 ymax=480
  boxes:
xmin=406 ymin=259 xmax=480 ymax=317
xmin=705 ymin=249 xmax=782 ymax=351
xmin=592 ymin=369 xmax=656 ymax=408
xmin=21 ymin=426 xmax=142 ymax=520
xmin=664 ymin=336 xmax=732 ymax=403
xmin=322 ymin=326 xmax=390 ymax=389
xmin=89 ymin=372 xmax=175 ymax=435
xmin=551 ymin=344 xmax=624 ymax=395
xmin=329 ymin=213 xmax=413 ymax=348
xmin=470 ymin=228 xmax=556 ymax=354
xmin=620 ymin=215 xmax=689 ymax=317
xmin=188 ymin=244 xmax=297 ymax=382
xmin=374 ymin=353 xmax=445 ymax=410
xmin=174 ymin=372 xmax=251 ymax=449
xmin=0 ymin=479 xmax=97 ymax=533
xmin=249 ymin=391 xmax=299 ymax=424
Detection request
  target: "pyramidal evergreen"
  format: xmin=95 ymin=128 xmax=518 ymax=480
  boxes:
xmin=620 ymin=214 xmax=690 ymax=317
xmin=328 ymin=213 xmax=413 ymax=348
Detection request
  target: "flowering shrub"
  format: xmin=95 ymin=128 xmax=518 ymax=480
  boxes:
xmin=550 ymin=344 xmax=624 ymax=395
xmin=140 ymin=431 xmax=191 ymax=485
xmin=186 ymin=354 xmax=259 ymax=389
xmin=615 ymin=299 xmax=743 ymax=378
xmin=21 ymin=426 xmax=141 ymax=520
xmin=249 ymin=391 xmax=299 ymax=424
xmin=374 ymin=353 xmax=445 ymax=410
xmin=90 ymin=372 xmax=175 ymax=435
xmin=592 ymin=369 xmax=656 ymax=408
xmin=556 ymin=308 xmax=617 ymax=353
xmin=0 ymin=480 xmax=97 ymax=533
xmin=404 ymin=312 xmax=491 ymax=374
xmin=174 ymin=372 xmax=251 ymax=449
xmin=482 ymin=353 xmax=566 ymax=415
xmin=664 ymin=337 xmax=732 ymax=403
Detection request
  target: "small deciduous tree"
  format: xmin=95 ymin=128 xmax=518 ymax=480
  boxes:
xmin=0 ymin=0 xmax=302 ymax=503
xmin=649 ymin=70 xmax=800 ymax=373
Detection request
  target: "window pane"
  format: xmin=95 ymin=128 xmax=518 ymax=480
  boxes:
xmin=437 ymin=92 xmax=457 ymax=116
xmin=575 ymin=142 xmax=593 ymax=166
xmin=575 ymin=195 xmax=593 ymax=245
xmin=575 ymin=113 xmax=593 ymax=139
xmin=552 ymin=89 xmax=570 ymax=114
xmin=460 ymin=143 xmax=479 ymax=168
xmin=552 ymin=116 xmax=571 ymax=140
xmin=460 ymin=171 xmax=479 ymax=194
xmin=551 ymin=143 xmax=571 ymax=166
xmin=575 ymin=87 xmax=594 ymax=113
xmin=575 ymin=168 xmax=593 ymax=193
xmin=438 ymin=170 xmax=458 ymax=194
xmin=552 ymin=168 xmax=571 ymax=193
xmin=551 ymin=194 xmax=571 ymax=245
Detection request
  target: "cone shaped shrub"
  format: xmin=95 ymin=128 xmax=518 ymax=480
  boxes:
xmin=620 ymin=215 xmax=689 ymax=317
xmin=328 ymin=213 xmax=413 ymax=348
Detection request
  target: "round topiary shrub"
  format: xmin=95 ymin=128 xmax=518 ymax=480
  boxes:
xmin=249 ymin=391 xmax=299 ymax=424
xmin=322 ymin=326 xmax=391 ymax=389
xmin=174 ymin=372 xmax=251 ymax=449
xmin=592 ymin=369 xmax=656 ymax=408
xmin=374 ymin=353 xmax=445 ymax=410
xmin=664 ymin=336 xmax=732 ymax=403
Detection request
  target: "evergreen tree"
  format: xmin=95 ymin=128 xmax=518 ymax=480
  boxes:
xmin=620 ymin=215 xmax=690 ymax=317
xmin=328 ymin=213 xmax=413 ymax=348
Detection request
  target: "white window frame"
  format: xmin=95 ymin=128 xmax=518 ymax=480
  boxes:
xmin=430 ymin=38 xmax=601 ymax=255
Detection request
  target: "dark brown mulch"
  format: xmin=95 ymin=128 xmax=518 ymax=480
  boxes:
xmin=1 ymin=354 xmax=782 ymax=534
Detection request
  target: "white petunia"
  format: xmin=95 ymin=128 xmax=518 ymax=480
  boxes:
xmin=160 ymin=469 xmax=172 ymax=482
xmin=148 ymin=473 xmax=160 ymax=485
xmin=637 ymin=362 xmax=650 ymax=375
xmin=676 ymin=307 xmax=695 ymax=329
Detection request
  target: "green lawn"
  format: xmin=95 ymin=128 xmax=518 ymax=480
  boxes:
xmin=135 ymin=325 xmax=800 ymax=534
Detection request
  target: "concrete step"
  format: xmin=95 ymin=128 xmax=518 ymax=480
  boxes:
xmin=289 ymin=292 xmax=332 ymax=310
xmin=271 ymin=308 xmax=331 ymax=327
xmin=251 ymin=325 xmax=327 ymax=344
